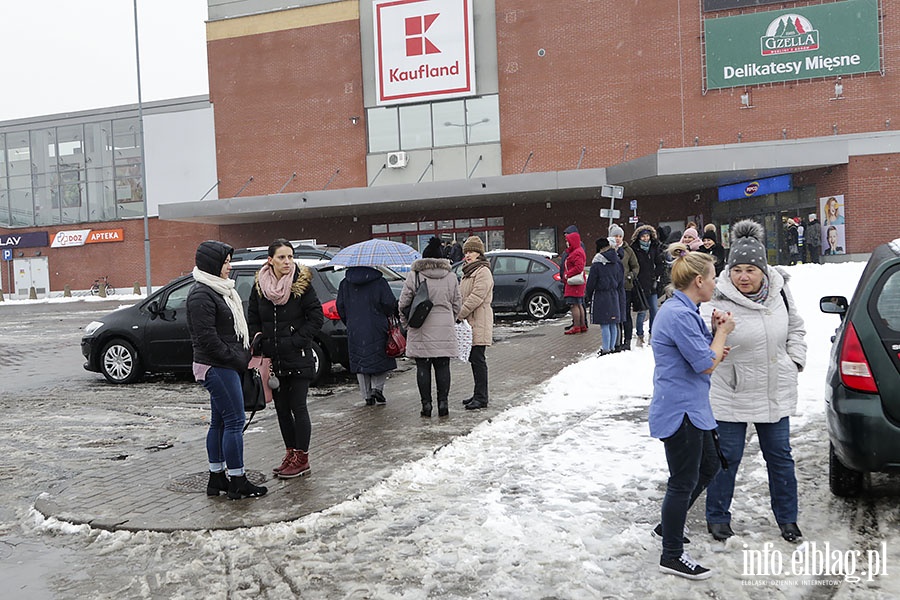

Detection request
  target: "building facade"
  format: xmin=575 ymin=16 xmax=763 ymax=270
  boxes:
xmin=3 ymin=0 xmax=898 ymax=296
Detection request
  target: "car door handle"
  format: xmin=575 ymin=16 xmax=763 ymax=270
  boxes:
xmin=515 ymin=278 xmax=526 ymax=282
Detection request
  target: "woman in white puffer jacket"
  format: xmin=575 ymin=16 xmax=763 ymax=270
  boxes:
xmin=700 ymin=219 xmax=807 ymax=545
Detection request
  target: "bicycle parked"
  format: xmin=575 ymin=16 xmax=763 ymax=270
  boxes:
xmin=90 ymin=275 xmax=116 ymax=296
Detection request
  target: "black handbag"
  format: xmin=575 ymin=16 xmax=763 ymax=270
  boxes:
xmin=242 ymin=367 xmax=266 ymax=431
xmin=402 ymin=273 xmax=434 ymax=328
xmin=631 ymin=285 xmax=650 ymax=312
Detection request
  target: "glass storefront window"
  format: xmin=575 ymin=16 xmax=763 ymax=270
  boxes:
xmin=0 ymin=191 xmax=9 ymax=225
xmin=371 ymin=224 xmax=388 ymax=234
xmin=388 ymin=222 xmax=418 ymax=233
xmin=367 ymin=107 xmax=399 ymax=153
xmin=400 ymin=104 xmax=432 ymax=149
xmin=437 ymin=220 xmax=454 ymax=230
xmin=470 ymin=217 xmax=486 ymax=228
xmin=464 ymin=96 xmax=500 ymax=144
xmin=418 ymin=220 xmax=435 ymax=230
xmin=9 ymin=188 xmax=33 ymax=226
xmin=454 ymin=218 xmax=470 ymax=228
xmin=487 ymin=217 xmax=504 ymax=226
xmin=432 ymin=100 xmax=466 ymax=147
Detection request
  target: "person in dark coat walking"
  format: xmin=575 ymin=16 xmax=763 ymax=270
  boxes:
xmin=336 ymin=263 xmax=399 ymax=406
xmin=630 ymin=224 xmax=666 ymax=346
xmin=399 ymin=236 xmax=462 ymax=417
xmin=611 ymin=224 xmax=639 ymax=350
xmin=584 ymin=236 xmax=623 ymax=354
xmin=187 ymin=240 xmax=267 ymax=500
xmin=448 ymin=239 xmax=464 ymax=263
xmin=804 ymin=213 xmax=821 ymax=264
xmin=248 ymin=239 xmax=325 ymax=479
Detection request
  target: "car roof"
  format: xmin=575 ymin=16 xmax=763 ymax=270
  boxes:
xmin=487 ymin=249 xmax=559 ymax=259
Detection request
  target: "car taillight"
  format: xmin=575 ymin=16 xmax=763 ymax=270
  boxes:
xmin=321 ymin=299 xmax=341 ymax=320
xmin=553 ymin=273 xmax=561 ymax=282
xmin=839 ymin=321 xmax=878 ymax=393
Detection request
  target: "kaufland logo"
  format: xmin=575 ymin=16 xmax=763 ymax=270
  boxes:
xmin=760 ymin=14 xmax=819 ymax=56
xmin=374 ymin=0 xmax=475 ymax=105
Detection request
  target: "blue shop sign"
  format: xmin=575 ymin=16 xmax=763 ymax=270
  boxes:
xmin=0 ymin=231 xmax=50 ymax=249
xmin=718 ymin=174 xmax=792 ymax=202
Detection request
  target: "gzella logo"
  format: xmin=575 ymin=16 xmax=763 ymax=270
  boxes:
xmin=761 ymin=14 xmax=819 ymax=56
xmin=406 ymin=13 xmax=440 ymax=56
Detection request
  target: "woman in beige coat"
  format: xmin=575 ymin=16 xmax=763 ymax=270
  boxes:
xmin=399 ymin=237 xmax=462 ymax=417
xmin=457 ymin=236 xmax=494 ymax=410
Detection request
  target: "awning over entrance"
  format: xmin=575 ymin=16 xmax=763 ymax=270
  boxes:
xmin=158 ymin=131 xmax=900 ymax=225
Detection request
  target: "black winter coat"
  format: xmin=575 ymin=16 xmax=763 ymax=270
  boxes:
xmin=584 ymin=248 xmax=624 ymax=325
xmin=336 ymin=266 xmax=398 ymax=374
xmin=630 ymin=239 xmax=665 ymax=298
xmin=187 ymin=282 xmax=250 ymax=373
xmin=247 ymin=265 xmax=324 ymax=378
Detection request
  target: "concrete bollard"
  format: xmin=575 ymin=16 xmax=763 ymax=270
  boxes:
xmin=0 ymin=289 xmax=4 ymax=302
xmin=133 ymin=282 xmax=141 ymax=295
xmin=64 ymin=284 xmax=72 ymax=298
xmin=29 ymin=286 xmax=37 ymax=300
xmin=99 ymin=283 xmax=107 ymax=298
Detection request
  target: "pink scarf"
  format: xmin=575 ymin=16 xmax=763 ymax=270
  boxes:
xmin=257 ymin=262 xmax=295 ymax=306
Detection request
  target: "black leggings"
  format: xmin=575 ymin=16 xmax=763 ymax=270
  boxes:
xmin=415 ymin=357 xmax=451 ymax=403
xmin=272 ymin=375 xmax=311 ymax=452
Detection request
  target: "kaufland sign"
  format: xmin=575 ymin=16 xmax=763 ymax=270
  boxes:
xmin=374 ymin=0 xmax=475 ymax=105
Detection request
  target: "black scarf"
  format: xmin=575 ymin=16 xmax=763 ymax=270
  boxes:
xmin=462 ymin=258 xmax=491 ymax=277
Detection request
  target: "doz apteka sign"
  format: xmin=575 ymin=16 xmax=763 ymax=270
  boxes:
xmin=373 ymin=0 xmax=475 ymax=105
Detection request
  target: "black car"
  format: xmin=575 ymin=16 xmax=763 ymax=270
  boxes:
xmin=820 ymin=239 xmax=900 ymax=496
xmin=452 ymin=250 xmax=566 ymax=319
xmin=81 ymin=260 xmax=404 ymax=385
xmin=231 ymin=242 xmax=338 ymax=262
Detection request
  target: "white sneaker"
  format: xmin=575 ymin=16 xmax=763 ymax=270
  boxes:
xmin=659 ymin=552 xmax=712 ymax=580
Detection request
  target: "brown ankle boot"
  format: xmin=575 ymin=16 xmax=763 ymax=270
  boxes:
xmin=278 ymin=449 xmax=311 ymax=479
xmin=273 ymin=448 xmax=294 ymax=474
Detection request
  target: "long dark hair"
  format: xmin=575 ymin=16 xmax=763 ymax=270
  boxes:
xmin=267 ymin=238 xmax=294 ymax=257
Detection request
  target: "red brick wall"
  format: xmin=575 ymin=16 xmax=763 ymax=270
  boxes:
xmin=494 ymin=1 xmax=900 ymax=172
xmin=848 ymin=153 xmax=900 ymax=249
xmin=207 ymin=20 xmax=367 ymax=198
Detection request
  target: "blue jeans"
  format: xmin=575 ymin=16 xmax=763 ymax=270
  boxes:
xmin=660 ymin=415 xmax=721 ymax=559
xmin=601 ymin=324 xmax=617 ymax=351
xmin=202 ymin=367 xmax=246 ymax=476
xmin=635 ymin=293 xmax=659 ymax=336
xmin=705 ymin=418 xmax=798 ymax=525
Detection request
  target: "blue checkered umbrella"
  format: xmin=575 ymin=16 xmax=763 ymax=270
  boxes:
xmin=328 ymin=239 xmax=421 ymax=268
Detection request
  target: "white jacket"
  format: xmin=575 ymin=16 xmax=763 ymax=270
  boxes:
xmin=700 ymin=267 xmax=807 ymax=423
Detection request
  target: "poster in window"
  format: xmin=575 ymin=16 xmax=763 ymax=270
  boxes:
xmin=529 ymin=227 xmax=556 ymax=253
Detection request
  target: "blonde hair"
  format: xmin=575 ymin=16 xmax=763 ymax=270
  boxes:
xmin=668 ymin=243 xmax=716 ymax=291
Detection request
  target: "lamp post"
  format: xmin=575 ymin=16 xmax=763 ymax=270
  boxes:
xmin=133 ymin=0 xmax=152 ymax=294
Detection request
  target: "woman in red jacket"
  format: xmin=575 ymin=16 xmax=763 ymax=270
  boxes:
xmin=563 ymin=230 xmax=587 ymax=334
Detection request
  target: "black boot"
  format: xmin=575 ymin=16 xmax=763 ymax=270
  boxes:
xmin=437 ymin=400 xmax=449 ymax=417
xmin=227 ymin=474 xmax=268 ymax=500
xmin=206 ymin=471 xmax=229 ymax=497
xmin=421 ymin=400 xmax=433 ymax=417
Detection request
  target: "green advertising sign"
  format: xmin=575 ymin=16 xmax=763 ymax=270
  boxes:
xmin=704 ymin=0 xmax=880 ymax=90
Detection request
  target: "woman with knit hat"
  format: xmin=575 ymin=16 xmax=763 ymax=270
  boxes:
xmin=458 ymin=235 xmax=494 ymax=410
xmin=187 ymin=240 xmax=267 ymax=500
xmin=399 ymin=236 xmax=461 ymax=417
xmin=701 ymin=220 xmax=807 ymax=544
xmin=679 ymin=227 xmax=703 ymax=252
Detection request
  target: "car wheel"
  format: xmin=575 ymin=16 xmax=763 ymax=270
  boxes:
xmin=310 ymin=339 xmax=328 ymax=385
xmin=829 ymin=443 xmax=863 ymax=497
xmin=100 ymin=339 xmax=143 ymax=384
xmin=525 ymin=291 xmax=554 ymax=320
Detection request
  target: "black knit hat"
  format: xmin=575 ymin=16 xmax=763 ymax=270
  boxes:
xmin=596 ymin=236 xmax=611 ymax=252
xmin=728 ymin=220 xmax=767 ymax=271
xmin=195 ymin=240 xmax=234 ymax=276
xmin=421 ymin=236 xmax=444 ymax=259
xmin=702 ymin=231 xmax=717 ymax=243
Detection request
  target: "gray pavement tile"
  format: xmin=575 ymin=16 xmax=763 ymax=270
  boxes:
xmin=36 ymin=319 xmax=601 ymax=531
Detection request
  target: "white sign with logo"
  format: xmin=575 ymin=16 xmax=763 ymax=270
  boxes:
xmin=51 ymin=229 xmax=92 ymax=248
xmin=373 ymin=0 xmax=476 ymax=106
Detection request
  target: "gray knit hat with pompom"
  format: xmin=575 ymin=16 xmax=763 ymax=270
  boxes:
xmin=728 ymin=219 xmax=768 ymax=271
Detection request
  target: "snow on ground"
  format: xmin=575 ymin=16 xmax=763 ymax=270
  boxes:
xmin=20 ymin=261 xmax=900 ymax=598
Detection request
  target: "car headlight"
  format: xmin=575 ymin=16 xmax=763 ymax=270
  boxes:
xmin=84 ymin=321 xmax=105 ymax=336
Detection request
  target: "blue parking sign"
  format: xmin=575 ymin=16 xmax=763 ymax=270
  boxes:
xmin=1 ymin=249 xmax=12 ymax=261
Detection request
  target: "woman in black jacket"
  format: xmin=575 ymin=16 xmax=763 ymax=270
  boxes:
xmin=248 ymin=239 xmax=325 ymax=479
xmin=630 ymin=224 xmax=666 ymax=346
xmin=186 ymin=240 xmax=267 ymax=500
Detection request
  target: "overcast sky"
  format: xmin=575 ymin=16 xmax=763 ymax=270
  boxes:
xmin=0 ymin=0 xmax=209 ymax=122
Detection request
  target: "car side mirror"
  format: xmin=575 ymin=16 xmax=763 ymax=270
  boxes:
xmin=820 ymin=295 xmax=848 ymax=315
xmin=147 ymin=300 xmax=160 ymax=318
